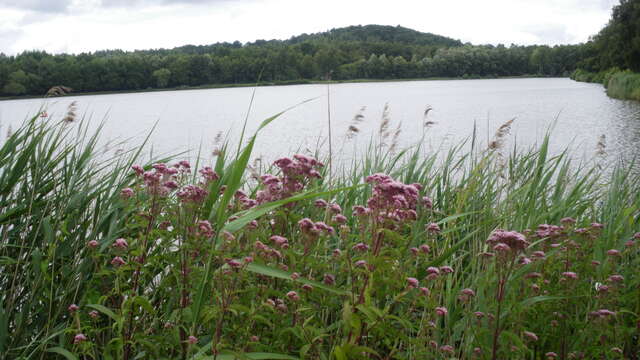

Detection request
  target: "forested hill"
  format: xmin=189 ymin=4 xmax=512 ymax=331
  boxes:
xmin=286 ymin=25 xmax=463 ymax=47
xmin=0 ymin=24 xmax=586 ymax=97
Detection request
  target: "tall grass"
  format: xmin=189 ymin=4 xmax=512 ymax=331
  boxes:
xmin=0 ymin=115 xmax=157 ymax=358
xmin=571 ymin=68 xmax=640 ymax=101
xmin=607 ymin=71 xmax=640 ymax=101
xmin=0 ymin=107 xmax=638 ymax=359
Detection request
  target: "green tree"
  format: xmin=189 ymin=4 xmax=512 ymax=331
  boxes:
xmin=152 ymin=68 xmax=171 ymax=88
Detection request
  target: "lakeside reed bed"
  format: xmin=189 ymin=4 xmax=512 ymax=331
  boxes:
xmin=0 ymin=105 xmax=638 ymax=360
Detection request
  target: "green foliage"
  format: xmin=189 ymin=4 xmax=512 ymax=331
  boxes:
xmin=586 ymin=0 xmax=640 ymax=72
xmin=1 ymin=105 xmax=638 ymax=359
xmin=606 ymin=70 xmax=640 ymax=101
xmin=0 ymin=26 xmax=586 ymax=97
xmin=152 ymin=68 xmax=172 ymax=88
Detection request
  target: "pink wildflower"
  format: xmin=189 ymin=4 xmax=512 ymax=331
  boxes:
xmin=73 ymin=333 xmax=87 ymax=344
xmin=523 ymin=331 xmax=538 ymax=341
xmin=120 ymin=187 xmax=134 ymax=199
xmin=407 ymin=277 xmax=419 ymax=289
xmin=68 ymin=304 xmax=79 ymax=313
xmin=112 ymin=238 xmax=128 ymax=249
xmin=111 ymin=256 xmax=125 ymax=267
xmin=286 ymin=291 xmax=300 ymax=302
xmin=608 ymin=274 xmax=624 ymax=283
xmin=188 ymin=335 xmax=198 ymax=345
xmin=426 ymin=223 xmax=441 ymax=233
xmin=131 ymin=164 xmax=144 ymax=175
xmin=435 ymin=306 xmax=448 ymax=316
xmin=87 ymin=240 xmax=99 ymax=249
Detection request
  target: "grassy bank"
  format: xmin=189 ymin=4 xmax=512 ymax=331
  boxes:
xmin=571 ymin=68 xmax=640 ymax=101
xmin=1 ymin=106 xmax=639 ymax=359
xmin=0 ymin=75 xmax=549 ymax=102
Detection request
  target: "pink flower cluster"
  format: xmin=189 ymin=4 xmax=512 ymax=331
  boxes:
xmin=298 ymin=218 xmax=334 ymax=237
xmin=256 ymin=155 xmax=323 ymax=204
xmin=487 ymin=229 xmax=529 ymax=253
xmin=354 ymin=173 xmax=426 ymax=223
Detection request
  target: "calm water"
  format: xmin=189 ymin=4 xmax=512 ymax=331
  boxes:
xmin=1 ymin=78 xmax=639 ymax=166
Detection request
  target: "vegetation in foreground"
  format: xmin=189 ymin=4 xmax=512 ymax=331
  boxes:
xmin=1 ymin=106 xmax=639 ymax=360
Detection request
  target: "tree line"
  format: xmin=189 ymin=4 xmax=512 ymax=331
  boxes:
xmin=0 ymin=25 xmax=587 ymax=97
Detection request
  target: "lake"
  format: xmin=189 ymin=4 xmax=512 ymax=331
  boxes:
xmin=1 ymin=78 xmax=639 ymax=167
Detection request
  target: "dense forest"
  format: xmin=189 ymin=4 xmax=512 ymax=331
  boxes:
xmin=575 ymin=0 xmax=640 ymax=73
xmin=0 ymin=25 xmax=587 ymax=97
xmin=571 ymin=0 xmax=640 ymax=101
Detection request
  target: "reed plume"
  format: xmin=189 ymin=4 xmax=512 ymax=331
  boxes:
xmin=62 ymin=101 xmax=77 ymax=123
xmin=488 ymin=118 xmax=515 ymax=151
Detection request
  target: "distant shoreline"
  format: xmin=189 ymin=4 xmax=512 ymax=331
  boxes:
xmin=0 ymin=75 xmax=558 ymax=102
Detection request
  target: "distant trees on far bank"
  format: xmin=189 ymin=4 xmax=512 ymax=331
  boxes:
xmin=0 ymin=25 xmax=587 ymax=97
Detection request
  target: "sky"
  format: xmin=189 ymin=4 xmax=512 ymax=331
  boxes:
xmin=0 ymin=0 xmax=619 ymax=55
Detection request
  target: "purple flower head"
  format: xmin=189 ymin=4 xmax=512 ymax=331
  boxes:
xmin=460 ymin=288 xmax=475 ymax=297
xmin=111 ymin=256 xmax=125 ymax=267
xmin=177 ymin=184 xmax=208 ymax=203
xmin=523 ymin=331 xmax=538 ymax=341
xmin=132 ymin=164 xmax=144 ymax=175
xmin=607 ymin=249 xmax=620 ymax=257
xmin=197 ymin=220 xmax=214 ymax=238
xmin=488 ymin=229 xmax=529 ymax=252
xmin=286 ymin=291 xmax=300 ymax=302
xmin=562 ymin=271 xmax=578 ymax=280
xmin=329 ymin=203 xmax=342 ymax=214
xmin=73 ymin=333 xmax=87 ymax=344
xmin=440 ymin=345 xmax=454 ymax=354
xmin=435 ymin=306 xmax=448 ymax=316
xmin=324 ymin=274 xmax=335 ymax=285
xmin=87 ymin=240 xmax=99 ymax=249
xmin=407 ymin=277 xmax=419 ymax=289
xmin=354 ymin=260 xmax=367 ymax=268
xmin=440 ymin=266 xmax=454 ymax=274
xmin=608 ymin=274 xmax=624 ymax=283
xmin=426 ymin=223 xmax=441 ymax=233
xmin=113 ymin=238 xmax=128 ymax=249
xmin=68 ymin=304 xmax=79 ymax=313
xmin=120 ymin=187 xmax=134 ymax=199
xmin=333 ymin=214 xmax=347 ymax=224
xmin=352 ymin=205 xmax=371 ymax=217
xmin=314 ymin=199 xmax=328 ymax=208
xmin=352 ymin=242 xmax=370 ymax=252
xmin=426 ymin=266 xmax=440 ymax=276
xmin=188 ymin=335 xmax=198 ymax=345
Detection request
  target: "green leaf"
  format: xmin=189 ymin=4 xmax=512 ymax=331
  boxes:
xmin=46 ymin=347 xmax=79 ymax=360
xmin=87 ymin=304 xmax=120 ymax=321
xmin=222 ymin=184 xmax=364 ymax=235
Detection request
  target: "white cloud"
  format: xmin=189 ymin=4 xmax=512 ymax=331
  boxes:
xmin=0 ymin=0 xmax=618 ymax=55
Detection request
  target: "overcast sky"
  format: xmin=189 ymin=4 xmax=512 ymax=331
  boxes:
xmin=0 ymin=0 xmax=618 ymax=55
